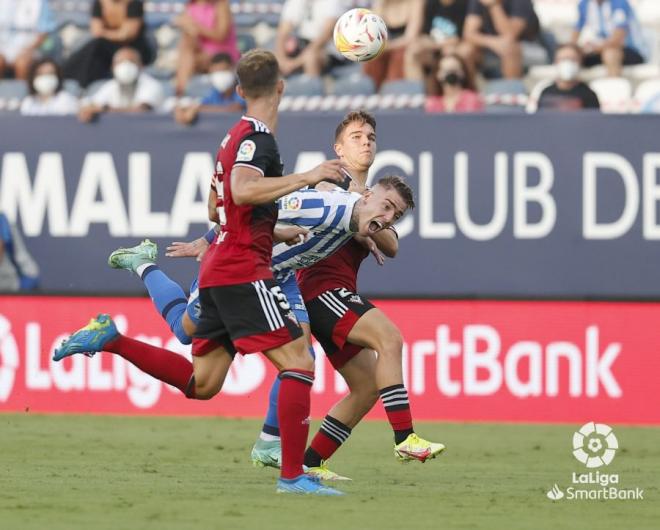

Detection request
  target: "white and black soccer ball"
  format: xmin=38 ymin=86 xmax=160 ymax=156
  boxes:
xmin=333 ymin=8 xmax=388 ymax=63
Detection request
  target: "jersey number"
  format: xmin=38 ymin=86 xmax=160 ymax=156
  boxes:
xmin=215 ymin=175 xmax=227 ymax=243
xmin=270 ymin=286 xmax=291 ymax=310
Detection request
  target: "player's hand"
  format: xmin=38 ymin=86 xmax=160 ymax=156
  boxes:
xmin=166 ymin=238 xmax=209 ymax=261
xmin=274 ymin=224 xmax=310 ymax=246
xmin=304 ymin=160 xmax=345 ymax=186
xmin=354 ymin=235 xmax=385 ymax=266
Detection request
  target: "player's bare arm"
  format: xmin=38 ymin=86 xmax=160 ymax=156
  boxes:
xmin=207 ymin=187 xmax=220 ymax=223
xmin=231 ymin=160 xmax=345 ymax=206
xmin=370 ymin=227 xmax=398 ymax=258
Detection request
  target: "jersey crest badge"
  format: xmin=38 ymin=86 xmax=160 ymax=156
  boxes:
xmin=282 ymin=196 xmax=302 ymax=211
xmin=236 ymin=140 xmax=256 ymax=162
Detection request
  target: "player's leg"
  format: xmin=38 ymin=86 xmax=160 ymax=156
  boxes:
xmin=252 ymin=273 xmax=315 ymax=468
xmin=108 ymin=239 xmax=192 ymax=344
xmin=52 ymin=314 xmax=197 ymax=397
xmin=346 ymin=306 xmax=445 ymax=462
xmin=220 ymin=279 xmax=342 ymax=495
xmin=305 ymin=346 xmax=379 ymax=481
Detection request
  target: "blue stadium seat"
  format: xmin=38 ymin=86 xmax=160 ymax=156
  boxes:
xmin=331 ymin=74 xmax=375 ymax=96
xmin=0 ymin=80 xmax=28 ymax=100
xmin=484 ymin=79 xmax=527 ymax=97
xmin=236 ymin=32 xmax=257 ymax=55
xmin=380 ymin=79 xmax=424 ymax=96
xmin=284 ymin=75 xmax=325 ymax=97
xmin=62 ymin=79 xmax=82 ymax=98
xmin=185 ymin=75 xmax=213 ymax=99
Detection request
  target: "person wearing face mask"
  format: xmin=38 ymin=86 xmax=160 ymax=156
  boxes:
xmin=534 ymin=44 xmax=600 ymax=112
xmin=20 ymin=58 xmax=79 ymax=116
xmin=425 ymin=52 xmax=483 ymax=112
xmin=174 ymin=52 xmax=245 ymax=125
xmin=63 ymin=0 xmax=153 ymax=88
xmin=78 ymin=46 xmax=164 ymax=123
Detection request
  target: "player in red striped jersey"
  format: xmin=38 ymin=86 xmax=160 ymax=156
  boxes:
xmin=297 ymin=111 xmax=446 ymax=480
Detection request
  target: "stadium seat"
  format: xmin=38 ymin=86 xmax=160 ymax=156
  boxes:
xmin=284 ymin=75 xmax=325 ymax=97
xmin=380 ymin=79 xmax=424 ymax=96
xmin=633 ymin=78 xmax=660 ymax=111
xmin=185 ymin=75 xmax=212 ymax=99
xmin=484 ymin=79 xmax=528 ymax=97
xmin=589 ymin=77 xmax=633 ymax=113
xmin=330 ymin=74 xmax=376 ymax=96
xmin=62 ymin=79 xmax=82 ymax=98
xmin=236 ymin=32 xmax=257 ymax=54
xmin=484 ymin=79 xmax=527 ymax=112
xmin=0 ymin=80 xmax=27 ymax=111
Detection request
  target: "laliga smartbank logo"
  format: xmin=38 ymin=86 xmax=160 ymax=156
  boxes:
xmin=546 ymin=422 xmax=644 ymax=502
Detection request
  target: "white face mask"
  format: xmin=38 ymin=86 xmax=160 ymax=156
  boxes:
xmin=33 ymin=74 xmax=59 ymax=96
xmin=210 ymin=71 xmax=235 ymax=93
xmin=557 ymin=59 xmax=580 ymax=82
xmin=113 ymin=61 xmax=140 ymax=85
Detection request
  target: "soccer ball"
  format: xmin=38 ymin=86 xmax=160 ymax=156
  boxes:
xmin=333 ymin=8 xmax=388 ymax=62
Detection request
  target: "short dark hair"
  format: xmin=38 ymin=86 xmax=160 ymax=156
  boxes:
xmin=555 ymin=43 xmax=583 ymax=59
xmin=211 ymin=52 xmax=234 ymax=66
xmin=27 ymin=58 xmax=63 ymax=96
xmin=376 ymin=175 xmax=415 ymax=210
xmin=334 ymin=110 xmax=377 ymax=142
xmin=236 ymin=49 xmax=280 ymax=98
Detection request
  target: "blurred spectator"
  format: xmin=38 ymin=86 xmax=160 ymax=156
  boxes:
xmin=78 ymin=47 xmax=163 ymax=122
xmin=463 ymin=0 xmax=541 ymax=79
xmin=533 ymin=44 xmax=600 ymax=112
xmin=425 ymin=52 xmax=483 ymax=112
xmin=174 ymin=0 xmax=240 ymax=96
xmin=0 ymin=0 xmax=57 ymax=79
xmin=364 ymin=0 xmax=425 ymax=90
xmin=20 ymin=58 xmax=79 ymax=116
xmin=175 ymin=52 xmax=244 ymax=125
xmin=0 ymin=212 xmax=39 ymax=292
xmin=572 ymin=0 xmax=646 ymax=78
xmin=274 ymin=0 xmax=347 ymax=77
xmin=63 ymin=0 xmax=153 ymax=88
xmin=407 ymin=0 xmax=470 ymax=81
xmin=641 ymin=92 xmax=660 ymax=114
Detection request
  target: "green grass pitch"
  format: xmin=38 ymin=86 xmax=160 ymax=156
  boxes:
xmin=1 ymin=414 xmax=658 ymax=530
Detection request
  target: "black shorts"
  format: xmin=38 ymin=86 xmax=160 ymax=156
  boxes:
xmin=306 ymin=288 xmax=375 ymax=369
xmin=192 ymin=279 xmax=303 ymax=356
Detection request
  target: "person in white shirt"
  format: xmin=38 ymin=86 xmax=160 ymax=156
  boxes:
xmin=274 ymin=0 xmax=348 ymax=77
xmin=78 ymin=46 xmax=164 ymax=123
xmin=0 ymin=0 xmax=57 ymax=79
xmin=20 ymin=58 xmax=79 ymax=116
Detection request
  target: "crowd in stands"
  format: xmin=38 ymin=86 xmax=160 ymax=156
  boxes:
xmin=1 ymin=0 xmax=660 ymax=117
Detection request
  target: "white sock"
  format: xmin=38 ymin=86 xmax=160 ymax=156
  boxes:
xmin=259 ymin=432 xmax=280 ymax=442
xmin=136 ymin=262 xmax=156 ymax=278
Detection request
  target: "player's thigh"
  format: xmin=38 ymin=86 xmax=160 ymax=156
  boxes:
xmin=263 ymin=336 xmax=314 ymax=372
xmin=346 ymin=307 xmax=402 ymax=352
xmin=191 ymin=346 xmax=234 ymax=398
xmin=182 ymin=311 xmax=197 ymax=338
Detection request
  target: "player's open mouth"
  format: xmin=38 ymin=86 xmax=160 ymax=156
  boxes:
xmin=368 ymin=220 xmax=383 ymax=233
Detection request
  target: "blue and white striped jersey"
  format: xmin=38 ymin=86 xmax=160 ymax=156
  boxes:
xmin=271 ymin=188 xmax=360 ymax=277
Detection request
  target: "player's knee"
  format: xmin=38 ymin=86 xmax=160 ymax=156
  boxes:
xmin=193 ymin=382 xmax=219 ymax=400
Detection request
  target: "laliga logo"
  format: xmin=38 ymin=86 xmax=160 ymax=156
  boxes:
xmin=0 ymin=315 xmax=19 ymax=402
xmin=572 ymin=422 xmax=618 ymax=468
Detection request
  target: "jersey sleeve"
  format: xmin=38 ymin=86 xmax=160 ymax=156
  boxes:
xmin=277 ymin=190 xmax=327 ymax=226
xmin=233 ymin=132 xmax=279 ymax=176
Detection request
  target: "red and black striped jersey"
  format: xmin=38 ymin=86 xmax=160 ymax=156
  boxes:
xmin=200 ymin=116 xmax=284 ymax=288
